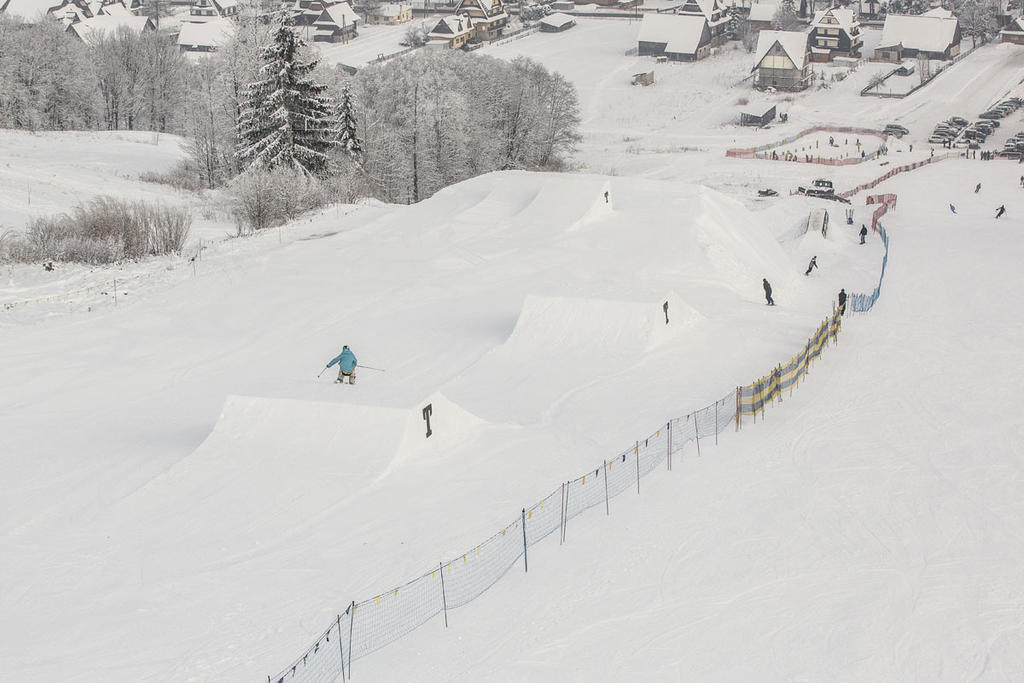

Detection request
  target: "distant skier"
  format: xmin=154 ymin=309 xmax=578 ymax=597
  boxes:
xmin=975 ymin=183 xmax=982 ymax=193
xmin=996 ymin=204 xmax=1006 ymax=219
xmin=1019 ymin=175 xmax=1023 ymax=187
xmin=327 ymin=345 xmax=358 ymax=384
xmin=949 ymin=204 xmax=957 ymax=214
xmin=604 ymin=191 xmax=609 ymax=203
xmin=805 ymin=256 xmax=818 ymax=276
xmin=859 ymin=224 xmax=868 ymax=244
xmin=763 ymin=278 xmax=775 ymax=306
xmin=837 ymin=288 xmax=847 ymax=316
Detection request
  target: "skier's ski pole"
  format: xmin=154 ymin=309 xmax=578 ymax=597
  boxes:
xmin=359 ymin=365 xmax=385 ymax=372
xmin=317 ymin=365 xmax=329 ymax=378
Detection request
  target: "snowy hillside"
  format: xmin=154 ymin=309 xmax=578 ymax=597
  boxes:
xmin=3 ymin=31 xmax=1024 ymax=683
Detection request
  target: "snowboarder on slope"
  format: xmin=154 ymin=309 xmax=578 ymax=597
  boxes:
xmin=859 ymin=225 xmax=868 ymax=244
xmin=763 ymin=278 xmax=775 ymax=306
xmin=996 ymin=205 xmax=1006 ymax=219
xmin=805 ymin=256 xmax=818 ymax=276
xmin=327 ymin=345 xmax=358 ymax=384
xmin=949 ymin=204 xmax=957 ymax=214
xmin=838 ymin=288 xmax=847 ymax=316
xmin=975 ymin=183 xmax=982 ymax=193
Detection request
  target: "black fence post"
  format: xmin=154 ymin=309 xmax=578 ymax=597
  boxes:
xmin=336 ymin=614 xmax=347 ymax=683
xmin=603 ymin=460 xmax=610 ymax=515
xmin=439 ymin=562 xmax=449 ymax=628
xmin=521 ymin=508 xmax=528 ymax=573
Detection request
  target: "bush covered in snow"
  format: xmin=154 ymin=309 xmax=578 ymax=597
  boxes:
xmin=1 ymin=197 xmax=191 ymax=264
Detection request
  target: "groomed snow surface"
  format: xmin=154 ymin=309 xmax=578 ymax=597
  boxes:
xmin=3 ymin=33 xmax=1024 ymax=683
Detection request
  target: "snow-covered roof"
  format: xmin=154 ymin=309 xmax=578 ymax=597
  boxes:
xmin=214 ymin=0 xmax=236 ymax=10
xmin=747 ymin=2 xmax=777 ymax=22
xmin=69 ymin=14 xmax=151 ymax=43
xmin=752 ymin=29 xmax=808 ymax=71
xmin=812 ymin=7 xmax=856 ymax=34
xmin=429 ymin=13 xmax=472 ymax=37
xmin=638 ymin=13 xmax=708 ymax=53
xmin=540 ymin=11 xmax=574 ymax=28
xmin=316 ymin=1 xmax=358 ymax=27
xmin=177 ymin=17 xmax=234 ymax=48
xmin=877 ymin=12 xmax=958 ymax=53
xmin=1002 ymin=15 xmax=1024 ymax=32
xmin=373 ymin=2 xmax=408 ymax=16
xmin=99 ymin=1 xmax=131 ymax=16
xmin=1 ymin=0 xmax=65 ymax=20
xmin=920 ymin=6 xmax=953 ymax=19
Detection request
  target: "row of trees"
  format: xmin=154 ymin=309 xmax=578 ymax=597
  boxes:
xmin=1 ymin=11 xmax=582 ymax=220
xmin=0 ymin=15 xmax=188 ymax=132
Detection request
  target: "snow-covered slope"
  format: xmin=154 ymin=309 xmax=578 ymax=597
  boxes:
xmin=3 ymin=34 xmax=1024 ymax=683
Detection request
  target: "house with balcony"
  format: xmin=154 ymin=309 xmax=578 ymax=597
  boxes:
xmin=674 ymin=0 xmax=730 ymax=47
xmin=809 ymin=7 xmax=860 ymax=61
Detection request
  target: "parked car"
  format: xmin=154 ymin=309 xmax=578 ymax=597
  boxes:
xmin=979 ymin=110 xmax=1006 ymax=119
xmin=884 ymin=123 xmax=910 ymax=137
xmin=929 ymin=135 xmax=951 ymax=144
xmin=949 ymin=116 xmax=969 ymax=126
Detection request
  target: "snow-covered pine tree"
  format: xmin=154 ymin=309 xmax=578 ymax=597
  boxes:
xmin=236 ymin=14 xmax=338 ymax=178
xmin=336 ymin=83 xmax=363 ymax=162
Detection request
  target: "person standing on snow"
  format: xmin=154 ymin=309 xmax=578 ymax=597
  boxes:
xmin=763 ymin=278 xmax=775 ymax=306
xmin=838 ymin=288 xmax=847 ymax=316
xmin=859 ymin=225 xmax=868 ymax=244
xmin=805 ymin=256 xmax=818 ymax=276
xmin=996 ymin=205 xmax=1006 ymax=219
xmin=327 ymin=345 xmax=358 ymax=384
xmin=975 ymin=183 xmax=982 ymax=193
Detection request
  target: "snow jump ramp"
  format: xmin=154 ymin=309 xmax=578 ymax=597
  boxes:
xmin=444 ymin=292 xmax=703 ymax=424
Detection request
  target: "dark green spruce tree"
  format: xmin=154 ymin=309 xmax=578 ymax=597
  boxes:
xmin=237 ymin=14 xmax=338 ymax=177
xmin=336 ymin=83 xmax=363 ymax=162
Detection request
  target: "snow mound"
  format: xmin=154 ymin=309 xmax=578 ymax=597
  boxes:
xmin=445 ymin=292 xmax=702 ymax=424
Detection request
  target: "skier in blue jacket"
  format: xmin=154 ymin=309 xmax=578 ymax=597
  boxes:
xmin=327 ymin=346 xmax=358 ymax=384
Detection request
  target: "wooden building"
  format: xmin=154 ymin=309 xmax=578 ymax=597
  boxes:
xmin=638 ymin=13 xmax=712 ymax=61
xmin=751 ymin=29 xmax=810 ymax=90
xmin=809 ymin=7 xmax=861 ymax=62
xmin=875 ymin=8 xmax=961 ymax=61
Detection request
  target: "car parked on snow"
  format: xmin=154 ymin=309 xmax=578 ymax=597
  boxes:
xmin=884 ymin=123 xmax=910 ymax=137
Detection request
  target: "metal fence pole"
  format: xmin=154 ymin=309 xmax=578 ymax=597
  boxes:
xmin=561 ymin=482 xmax=569 ymax=544
xmin=635 ymin=441 xmax=640 ymax=494
xmin=667 ymin=421 xmax=672 ymax=470
xmin=521 ymin=508 xmax=528 ymax=573
xmin=694 ymin=412 xmax=701 ymax=457
xmin=439 ymin=562 xmax=449 ymax=628
xmin=347 ymin=601 xmax=354 ymax=679
xmin=561 ymin=483 xmax=569 ymax=548
xmin=336 ymin=614 xmax=347 ymax=682
xmin=715 ymin=402 xmax=719 ymax=445
xmin=603 ymin=460 xmax=610 ymax=515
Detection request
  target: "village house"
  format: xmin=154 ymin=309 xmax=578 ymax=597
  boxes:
xmin=638 ymin=13 xmax=712 ymax=61
xmin=875 ymin=8 xmax=960 ymax=61
xmin=67 ymin=12 xmax=152 ymax=42
xmin=808 ymin=7 xmax=861 ymax=61
xmin=177 ymin=16 xmax=234 ymax=52
xmin=673 ymin=0 xmax=730 ymax=47
xmin=746 ymin=2 xmax=777 ymax=32
xmin=427 ymin=13 xmax=474 ymax=48
xmin=539 ymin=11 xmax=575 ymax=32
xmin=453 ymin=0 xmax=507 ymax=41
xmin=292 ymin=0 xmax=330 ymax=26
xmin=312 ymin=1 xmax=358 ymax=42
xmin=366 ymin=2 xmax=411 ymax=24
xmin=188 ymin=0 xmax=237 ymax=20
xmin=1 ymin=0 xmax=89 ymax=23
xmin=751 ymin=29 xmax=810 ymax=90
xmin=1000 ymin=15 xmax=1024 ymax=44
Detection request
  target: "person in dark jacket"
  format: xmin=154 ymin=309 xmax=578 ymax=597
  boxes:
xmin=859 ymin=225 xmax=868 ymax=244
xmin=975 ymin=183 xmax=982 ymax=193
xmin=805 ymin=256 xmax=818 ymax=276
xmin=327 ymin=345 xmax=358 ymax=384
xmin=763 ymin=278 xmax=774 ymax=306
xmin=838 ymin=288 xmax=847 ymax=316
xmin=996 ymin=205 xmax=1006 ymax=219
